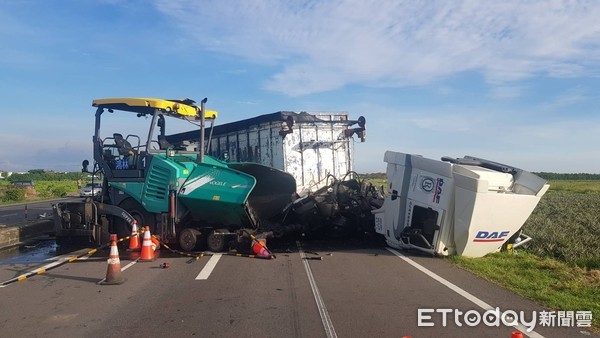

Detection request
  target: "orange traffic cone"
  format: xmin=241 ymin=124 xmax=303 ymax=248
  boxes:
xmin=151 ymin=236 xmax=161 ymax=251
xmin=127 ymin=220 xmax=141 ymax=251
xmin=100 ymin=234 xmax=126 ymax=285
xmin=511 ymin=332 xmax=523 ymax=338
xmin=252 ymin=239 xmax=271 ymax=258
xmin=139 ymin=226 xmax=155 ymax=262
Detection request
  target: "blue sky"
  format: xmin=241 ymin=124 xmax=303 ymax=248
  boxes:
xmin=1 ymin=0 xmax=599 ymax=174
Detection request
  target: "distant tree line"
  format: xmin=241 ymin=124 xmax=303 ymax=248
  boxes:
xmin=5 ymin=170 xmax=84 ymax=182
xmin=359 ymin=172 xmax=386 ymax=180
xmin=534 ymin=172 xmax=600 ymax=180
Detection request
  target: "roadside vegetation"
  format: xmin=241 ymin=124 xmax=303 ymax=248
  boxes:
xmin=449 ymin=252 xmax=600 ymax=328
xmin=0 ymin=170 xmax=87 ymax=204
xmin=524 ymin=187 xmax=600 ymax=269
xmin=361 ymin=172 xmax=387 ymax=193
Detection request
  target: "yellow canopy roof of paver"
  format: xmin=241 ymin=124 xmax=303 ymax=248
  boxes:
xmin=92 ymin=97 xmax=218 ymax=119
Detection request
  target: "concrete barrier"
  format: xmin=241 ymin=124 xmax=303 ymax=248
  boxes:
xmin=0 ymin=220 xmax=53 ymax=249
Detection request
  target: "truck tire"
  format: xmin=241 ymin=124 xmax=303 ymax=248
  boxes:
xmin=206 ymin=229 xmax=229 ymax=252
xmin=115 ymin=198 xmax=156 ymax=238
xmin=178 ymin=228 xmax=201 ymax=252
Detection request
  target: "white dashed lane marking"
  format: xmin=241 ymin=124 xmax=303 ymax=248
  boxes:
xmin=195 ymin=254 xmax=222 ymax=280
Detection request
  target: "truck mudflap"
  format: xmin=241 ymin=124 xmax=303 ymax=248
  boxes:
xmin=228 ymin=163 xmax=297 ymax=222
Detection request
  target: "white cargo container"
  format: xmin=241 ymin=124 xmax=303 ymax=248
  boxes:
xmin=167 ymin=111 xmax=366 ymax=193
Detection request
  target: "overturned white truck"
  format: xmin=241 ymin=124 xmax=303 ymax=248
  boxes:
xmin=373 ymin=151 xmax=549 ymax=258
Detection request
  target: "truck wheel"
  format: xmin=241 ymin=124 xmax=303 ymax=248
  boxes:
xmin=116 ymin=198 xmax=156 ymax=237
xmin=178 ymin=228 xmax=201 ymax=252
xmin=206 ymin=229 xmax=229 ymax=252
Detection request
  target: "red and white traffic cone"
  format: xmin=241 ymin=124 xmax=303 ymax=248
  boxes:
xmin=252 ymin=239 xmax=271 ymax=258
xmin=139 ymin=226 xmax=155 ymax=262
xmin=127 ymin=220 xmax=141 ymax=252
xmin=100 ymin=234 xmax=126 ymax=285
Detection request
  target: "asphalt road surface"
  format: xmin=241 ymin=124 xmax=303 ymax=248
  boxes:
xmin=0 ymin=238 xmax=596 ymax=338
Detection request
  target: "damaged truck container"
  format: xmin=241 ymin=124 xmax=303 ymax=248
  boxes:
xmin=166 ymin=111 xmax=367 ymax=194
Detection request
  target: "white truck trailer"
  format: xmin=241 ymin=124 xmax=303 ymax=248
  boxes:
xmin=167 ymin=111 xmax=366 ymax=194
xmin=373 ymin=151 xmax=549 ymax=257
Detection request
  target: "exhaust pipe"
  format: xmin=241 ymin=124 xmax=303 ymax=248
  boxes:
xmin=198 ymin=97 xmax=207 ymax=163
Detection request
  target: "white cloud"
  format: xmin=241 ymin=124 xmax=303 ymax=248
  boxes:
xmin=488 ymin=86 xmax=526 ymax=100
xmin=156 ymin=0 xmax=600 ymax=96
xmin=537 ymin=88 xmax=588 ymax=111
xmin=409 ymin=115 xmax=476 ymax=133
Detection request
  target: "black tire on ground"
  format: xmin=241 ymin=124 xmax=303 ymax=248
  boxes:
xmin=206 ymin=229 xmax=229 ymax=252
xmin=178 ymin=228 xmax=201 ymax=252
xmin=114 ymin=198 xmax=156 ymax=238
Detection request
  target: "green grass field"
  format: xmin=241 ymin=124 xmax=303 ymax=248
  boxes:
xmin=545 ymin=180 xmax=600 ymax=193
xmin=450 ymin=252 xmax=600 ymax=328
xmin=0 ymin=181 xmax=77 ymax=204
xmin=367 ymin=178 xmax=388 ymax=193
xmin=524 ymin=190 xmax=600 ymax=269
xmin=523 ymin=180 xmax=600 ymax=269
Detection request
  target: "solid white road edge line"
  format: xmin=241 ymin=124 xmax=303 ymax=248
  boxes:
xmin=386 ymin=247 xmax=545 ymax=338
xmin=195 ymin=253 xmax=222 ymax=280
xmin=297 ymin=241 xmax=338 ymax=338
xmin=97 ymin=258 xmax=139 ymax=284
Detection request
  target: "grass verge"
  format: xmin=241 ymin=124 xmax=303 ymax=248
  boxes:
xmin=448 ymin=252 xmax=600 ymax=329
xmin=0 ymin=181 xmax=78 ymax=205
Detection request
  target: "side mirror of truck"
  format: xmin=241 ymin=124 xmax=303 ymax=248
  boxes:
xmin=391 ymin=190 xmax=398 ymax=200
